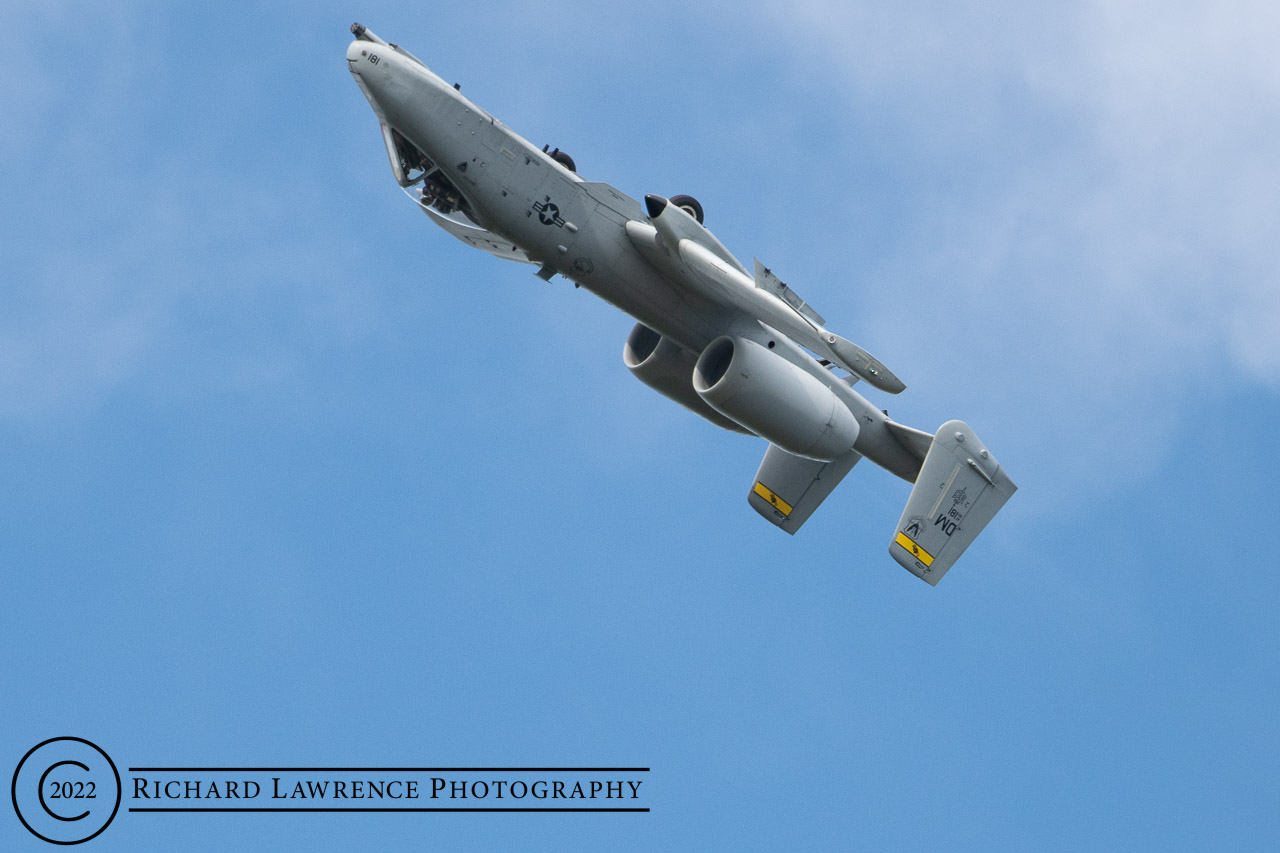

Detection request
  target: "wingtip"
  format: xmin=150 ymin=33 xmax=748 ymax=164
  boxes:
xmin=880 ymin=376 xmax=907 ymax=395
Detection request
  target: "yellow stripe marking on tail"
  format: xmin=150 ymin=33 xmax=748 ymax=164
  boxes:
xmin=894 ymin=531 xmax=935 ymax=566
xmin=753 ymin=482 xmax=793 ymax=517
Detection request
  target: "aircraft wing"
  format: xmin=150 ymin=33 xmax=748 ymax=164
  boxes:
xmin=623 ymin=213 xmax=905 ymax=394
xmin=421 ymin=205 xmax=535 ymax=264
xmin=748 ymin=445 xmax=862 ymax=534
xmin=890 ymin=420 xmax=1017 ymax=585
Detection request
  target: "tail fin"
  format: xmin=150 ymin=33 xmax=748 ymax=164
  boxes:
xmin=890 ymin=420 xmax=1016 ymax=585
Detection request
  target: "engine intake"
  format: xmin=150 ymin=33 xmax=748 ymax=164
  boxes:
xmin=623 ymin=325 xmax=750 ymax=434
xmin=693 ymin=336 xmax=860 ymax=461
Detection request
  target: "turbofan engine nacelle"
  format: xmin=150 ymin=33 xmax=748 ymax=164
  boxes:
xmin=693 ymin=336 xmax=860 ymax=461
xmin=623 ymin=324 xmax=751 ymax=434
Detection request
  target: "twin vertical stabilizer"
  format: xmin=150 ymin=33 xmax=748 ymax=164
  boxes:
xmin=749 ymin=419 xmax=1015 ymax=585
xmin=889 ymin=420 xmax=1017 ymax=585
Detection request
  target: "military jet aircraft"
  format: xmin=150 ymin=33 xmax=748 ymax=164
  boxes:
xmin=346 ymin=23 xmax=1016 ymax=584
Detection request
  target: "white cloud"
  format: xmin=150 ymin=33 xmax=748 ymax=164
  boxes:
xmin=764 ymin=0 xmax=1280 ymax=372
xmin=8 ymin=0 xmax=1277 ymax=496
xmin=741 ymin=1 xmax=1280 ymax=495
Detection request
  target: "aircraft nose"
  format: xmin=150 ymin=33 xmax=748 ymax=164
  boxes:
xmin=346 ymin=39 xmax=367 ymax=71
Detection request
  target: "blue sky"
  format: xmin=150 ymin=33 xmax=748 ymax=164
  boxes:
xmin=4 ymin=1 xmax=1279 ymax=849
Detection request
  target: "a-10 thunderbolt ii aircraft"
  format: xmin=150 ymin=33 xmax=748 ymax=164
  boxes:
xmin=346 ymin=23 xmax=1016 ymax=584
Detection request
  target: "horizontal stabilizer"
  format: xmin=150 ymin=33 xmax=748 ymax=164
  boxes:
xmin=890 ymin=420 xmax=1016 ymax=585
xmin=885 ymin=420 xmax=934 ymax=463
xmin=749 ymin=445 xmax=861 ymax=534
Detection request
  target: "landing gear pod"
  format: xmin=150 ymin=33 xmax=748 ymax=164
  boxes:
xmin=669 ymin=194 xmax=703 ymax=224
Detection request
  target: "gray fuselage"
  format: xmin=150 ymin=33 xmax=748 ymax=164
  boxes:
xmin=346 ymin=36 xmax=920 ymax=481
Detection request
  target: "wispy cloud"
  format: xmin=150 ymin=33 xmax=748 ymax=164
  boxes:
xmin=9 ymin=0 xmax=1277 ymax=499
xmin=743 ymin=1 xmax=1280 ymax=493
xmin=1 ymin=5 xmax=377 ymax=426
